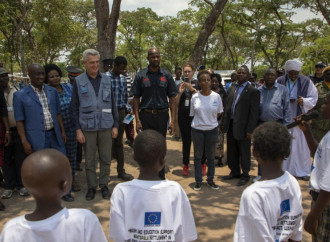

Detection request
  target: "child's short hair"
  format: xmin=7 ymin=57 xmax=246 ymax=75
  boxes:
xmin=253 ymin=122 xmax=291 ymax=162
xmin=133 ymin=130 xmax=166 ymax=166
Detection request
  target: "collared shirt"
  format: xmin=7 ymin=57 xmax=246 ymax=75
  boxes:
xmin=258 ymin=82 xmax=291 ymax=125
xmin=132 ymin=67 xmax=178 ymax=109
xmin=231 ymin=81 xmax=248 ymax=119
xmin=30 ymin=84 xmax=54 ymax=130
xmin=109 ymin=71 xmax=131 ymax=111
xmin=86 ymin=72 xmax=102 ymax=96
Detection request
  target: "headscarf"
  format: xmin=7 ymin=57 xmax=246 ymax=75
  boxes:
xmin=285 ymin=60 xmax=303 ymax=72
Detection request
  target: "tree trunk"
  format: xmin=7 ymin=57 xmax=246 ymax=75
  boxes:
xmin=315 ymin=0 xmax=330 ymax=25
xmin=108 ymin=0 xmax=121 ymax=58
xmin=94 ymin=0 xmax=111 ymax=64
xmin=94 ymin=0 xmax=121 ymax=71
xmin=188 ymin=0 xmax=228 ymax=69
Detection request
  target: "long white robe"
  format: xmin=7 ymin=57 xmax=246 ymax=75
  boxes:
xmin=282 ymin=79 xmax=318 ymax=177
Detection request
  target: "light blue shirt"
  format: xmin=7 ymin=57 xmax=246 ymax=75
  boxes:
xmin=258 ymin=83 xmax=291 ymax=125
xmin=231 ymin=81 xmax=248 ymax=119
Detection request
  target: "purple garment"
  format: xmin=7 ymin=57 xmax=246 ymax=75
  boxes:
xmin=277 ymin=74 xmax=310 ymax=115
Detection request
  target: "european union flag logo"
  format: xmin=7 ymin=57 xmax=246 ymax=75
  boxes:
xmin=280 ymin=199 xmax=290 ymax=215
xmin=144 ymin=212 xmax=161 ymax=226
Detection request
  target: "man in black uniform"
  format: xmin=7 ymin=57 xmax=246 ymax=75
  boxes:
xmin=132 ymin=47 xmax=177 ymax=179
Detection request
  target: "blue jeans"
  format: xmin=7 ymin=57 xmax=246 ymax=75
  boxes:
xmin=191 ymin=127 xmax=218 ymax=183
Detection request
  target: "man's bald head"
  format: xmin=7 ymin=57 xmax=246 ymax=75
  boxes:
xmin=21 ymin=149 xmax=72 ymax=199
xmin=147 ymin=47 xmax=160 ymax=57
xmin=28 ymin=63 xmax=43 ymax=75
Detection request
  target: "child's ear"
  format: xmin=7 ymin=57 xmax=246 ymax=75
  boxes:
xmin=61 ymin=180 xmax=70 ymax=194
xmin=159 ymin=156 xmax=166 ymax=168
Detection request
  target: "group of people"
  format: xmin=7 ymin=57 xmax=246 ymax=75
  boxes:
xmin=0 ymin=46 xmax=329 ymax=241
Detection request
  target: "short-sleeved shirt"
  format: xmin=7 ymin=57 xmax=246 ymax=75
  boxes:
xmin=131 ymin=67 xmax=178 ymax=109
xmin=310 ymin=131 xmax=330 ymax=193
xmin=190 ymin=91 xmax=223 ymax=131
xmin=0 ymin=208 xmax=107 ymax=242
xmin=234 ymin=171 xmax=303 ymax=242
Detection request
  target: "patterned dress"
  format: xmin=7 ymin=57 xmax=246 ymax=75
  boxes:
xmin=58 ymin=84 xmax=77 ymax=176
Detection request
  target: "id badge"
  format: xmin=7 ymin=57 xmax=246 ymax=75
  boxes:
xmin=185 ymin=99 xmax=189 ymax=107
xmin=102 ymin=109 xmax=112 ymax=113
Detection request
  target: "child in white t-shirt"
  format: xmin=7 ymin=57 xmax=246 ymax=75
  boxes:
xmin=234 ymin=122 xmax=303 ymax=242
xmin=299 ymin=91 xmax=330 ymax=241
xmin=109 ymin=129 xmax=197 ymax=242
xmin=0 ymin=149 xmax=107 ymax=242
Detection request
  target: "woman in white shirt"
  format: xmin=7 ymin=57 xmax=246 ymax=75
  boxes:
xmin=190 ymin=70 xmax=223 ymax=191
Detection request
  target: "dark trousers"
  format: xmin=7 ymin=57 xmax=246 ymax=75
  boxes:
xmin=76 ymin=142 xmax=82 ymax=164
xmin=227 ymin=121 xmax=251 ymax=177
xmin=112 ymin=109 xmax=126 ymax=174
xmin=140 ymin=110 xmax=169 ymax=179
xmin=2 ymin=129 xmax=26 ymax=190
xmin=191 ymin=127 xmax=218 ymax=183
xmin=178 ymin=112 xmax=193 ymax=165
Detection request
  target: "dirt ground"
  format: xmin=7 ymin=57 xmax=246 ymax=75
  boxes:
xmin=0 ymin=135 xmax=312 ymax=242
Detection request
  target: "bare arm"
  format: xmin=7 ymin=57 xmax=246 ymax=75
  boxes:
xmin=2 ymin=117 xmax=10 ymax=146
xmin=133 ymin=97 xmax=142 ymax=132
xmin=299 ymin=121 xmax=318 ymax=156
xmin=304 ymin=190 xmax=330 ymax=236
xmin=168 ymin=96 xmax=176 ymax=132
xmin=16 ymin=120 xmax=33 ymax=154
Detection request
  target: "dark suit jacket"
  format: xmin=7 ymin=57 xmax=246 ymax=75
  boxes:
xmin=13 ymin=85 xmax=64 ymax=151
xmin=221 ymin=82 xmax=260 ymax=140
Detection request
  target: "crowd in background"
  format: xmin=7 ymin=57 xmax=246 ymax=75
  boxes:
xmin=0 ymin=51 xmax=329 ymax=241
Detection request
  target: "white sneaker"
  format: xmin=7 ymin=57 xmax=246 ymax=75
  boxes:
xmin=1 ymin=189 xmax=13 ymax=199
xmin=253 ymin=176 xmax=261 ymax=183
xmin=18 ymin=187 xmax=29 ymax=196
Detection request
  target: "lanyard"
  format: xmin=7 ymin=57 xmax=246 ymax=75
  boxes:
xmin=286 ymin=76 xmax=297 ymax=96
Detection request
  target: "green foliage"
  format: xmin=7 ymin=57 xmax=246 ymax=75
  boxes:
xmin=0 ymin=0 xmax=328 ymax=75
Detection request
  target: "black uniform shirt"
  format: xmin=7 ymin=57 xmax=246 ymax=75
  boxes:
xmin=132 ymin=67 xmax=177 ymax=109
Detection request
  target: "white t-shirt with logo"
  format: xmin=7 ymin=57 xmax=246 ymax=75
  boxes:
xmin=0 ymin=208 xmax=107 ymax=242
xmin=190 ymin=91 xmax=223 ymax=130
xmin=310 ymin=131 xmax=330 ymax=193
xmin=109 ymin=179 xmax=197 ymax=242
xmin=234 ymin=171 xmax=303 ymax=242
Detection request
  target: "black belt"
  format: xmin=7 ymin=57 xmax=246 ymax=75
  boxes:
xmin=10 ymin=127 xmax=17 ymax=131
xmin=46 ymin=128 xmax=54 ymax=132
xmin=118 ymin=108 xmax=125 ymax=110
xmin=310 ymin=190 xmax=319 ymax=202
xmin=143 ymin=109 xmax=168 ymax=114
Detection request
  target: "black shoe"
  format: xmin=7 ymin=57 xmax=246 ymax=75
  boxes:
xmin=101 ymin=186 xmax=111 ymax=199
xmin=237 ymin=178 xmax=250 ymax=186
xmin=0 ymin=201 xmax=5 ymax=211
xmin=207 ymin=181 xmax=220 ymax=190
xmin=223 ymin=174 xmax=241 ymax=180
xmin=85 ymin=188 xmax=96 ymax=201
xmin=62 ymin=194 xmax=74 ymax=202
xmin=194 ymin=183 xmax=202 ymax=191
xmin=118 ymin=172 xmax=134 ymax=181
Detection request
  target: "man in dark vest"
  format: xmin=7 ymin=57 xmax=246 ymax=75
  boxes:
xmin=70 ymin=49 xmax=119 ymax=201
